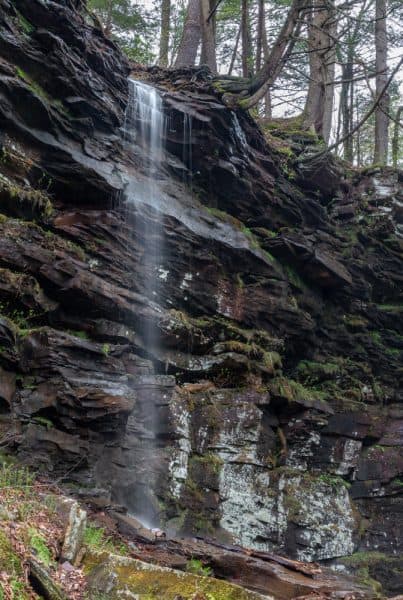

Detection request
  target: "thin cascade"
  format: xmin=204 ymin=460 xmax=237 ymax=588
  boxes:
xmin=182 ymin=112 xmax=193 ymax=191
xmin=119 ymin=80 xmax=196 ymax=528
xmin=231 ymin=112 xmax=248 ymax=151
xmin=121 ymin=79 xmax=167 ymax=527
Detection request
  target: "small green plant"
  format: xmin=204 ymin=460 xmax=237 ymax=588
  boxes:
xmin=83 ymin=525 xmax=127 ymax=555
xmin=102 ymin=343 xmax=110 ymax=356
xmin=32 ymin=416 xmax=53 ymax=430
xmin=185 ymin=557 xmax=213 ymax=577
xmin=28 ymin=528 xmax=53 ymax=566
xmin=0 ymin=460 xmax=34 ymax=491
xmin=318 ymin=473 xmax=351 ymax=490
xmin=68 ymin=329 xmax=89 ymax=340
xmin=15 ymin=10 xmax=35 ymax=35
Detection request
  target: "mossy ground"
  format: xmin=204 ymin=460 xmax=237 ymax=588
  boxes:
xmin=84 ymin=553 xmax=264 ymax=600
xmin=338 ymin=552 xmax=401 ymax=596
xmin=1 ymin=454 xmax=263 ymax=600
xmin=0 ymin=453 xmax=83 ymax=598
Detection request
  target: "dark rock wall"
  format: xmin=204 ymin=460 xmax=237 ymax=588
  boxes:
xmin=0 ymin=0 xmax=402 ymax=584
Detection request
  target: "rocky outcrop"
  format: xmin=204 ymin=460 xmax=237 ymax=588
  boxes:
xmin=0 ymin=0 xmax=402 ymax=596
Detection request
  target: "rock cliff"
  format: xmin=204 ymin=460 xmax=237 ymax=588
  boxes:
xmin=0 ymin=0 xmax=402 ymax=596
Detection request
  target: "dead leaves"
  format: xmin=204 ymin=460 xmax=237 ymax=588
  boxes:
xmin=0 ymin=478 xmax=86 ymax=599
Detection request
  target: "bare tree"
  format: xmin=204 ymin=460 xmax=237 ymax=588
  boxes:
xmin=216 ymin=0 xmax=306 ymax=109
xmin=302 ymin=0 xmax=337 ymax=143
xmin=241 ymin=0 xmax=253 ymax=77
xmin=175 ymin=0 xmax=201 ymax=67
xmin=200 ymin=0 xmax=217 ymax=73
xmin=374 ymin=0 xmax=389 ymax=164
xmin=256 ymin=0 xmax=272 ymax=117
xmin=392 ymin=106 xmax=402 ymax=168
xmin=228 ymin=23 xmax=242 ymax=76
xmin=159 ymin=0 xmax=171 ymax=67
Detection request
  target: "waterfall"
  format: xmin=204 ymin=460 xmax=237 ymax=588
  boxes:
xmin=121 ymin=80 xmax=167 ymax=527
xmin=124 ymin=80 xmax=166 ymax=349
xmin=120 ymin=80 xmax=195 ymax=529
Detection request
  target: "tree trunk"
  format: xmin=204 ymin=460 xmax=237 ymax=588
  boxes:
xmin=175 ymin=0 xmax=201 ymax=68
xmin=355 ymin=89 xmax=361 ymax=165
xmin=159 ymin=0 xmax=171 ymax=67
xmin=392 ymin=106 xmax=402 ymax=168
xmin=256 ymin=0 xmax=264 ymax=71
xmin=215 ymin=0 xmax=306 ymax=108
xmin=228 ymin=23 xmax=241 ymax=75
xmin=261 ymin=0 xmax=272 ymax=118
xmin=104 ymin=0 xmax=114 ymax=37
xmin=341 ymin=53 xmax=354 ymax=163
xmin=200 ymin=0 xmax=217 ymax=73
xmin=374 ymin=0 xmax=389 ymax=164
xmin=241 ymin=0 xmax=252 ymax=77
xmin=302 ymin=0 xmax=336 ymax=143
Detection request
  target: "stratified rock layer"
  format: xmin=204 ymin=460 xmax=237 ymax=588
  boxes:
xmin=0 ymin=0 xmax=402 ymax=595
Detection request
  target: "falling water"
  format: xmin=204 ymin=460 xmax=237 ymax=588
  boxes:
xmin=124 ymin=80 xmax=166 ymax=348
xmin=121 ymin=80 xmax=167 ymax=526
xmin=120 ymin=80 xmax=196 ymax=527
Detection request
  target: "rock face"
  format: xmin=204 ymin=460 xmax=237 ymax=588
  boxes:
xmin=0 ymin=0 xmax=402 ymax=594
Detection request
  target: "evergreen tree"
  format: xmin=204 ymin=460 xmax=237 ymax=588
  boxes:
xmin=88 ymin=0 xmax=157 ymax=63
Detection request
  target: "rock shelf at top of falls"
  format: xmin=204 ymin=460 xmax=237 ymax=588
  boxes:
xmin=0 ymin=0 xmax=402 ymax=598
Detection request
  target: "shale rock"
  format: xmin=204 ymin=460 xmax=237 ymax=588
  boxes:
xmin=0 ymin=1 xmax=401 ymax=596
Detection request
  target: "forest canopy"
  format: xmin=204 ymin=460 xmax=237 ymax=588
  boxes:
xmin=87 ymin=0 xmax=403 ymax=167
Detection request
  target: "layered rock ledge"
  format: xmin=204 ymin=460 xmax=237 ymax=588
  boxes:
xmin=0 ymin=0 xmax=402 ymax=596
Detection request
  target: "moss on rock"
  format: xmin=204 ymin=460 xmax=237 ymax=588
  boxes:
xmin=85 ymin=552 xmax=267 ymax=600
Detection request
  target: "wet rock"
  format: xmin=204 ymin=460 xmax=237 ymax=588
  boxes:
xmin=0 ymin=0 xmax=401 ymax=589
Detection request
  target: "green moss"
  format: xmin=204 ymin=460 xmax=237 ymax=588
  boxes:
xmin=262 ymin=249 xmax=276 ymax=263
xmin=257 ymin=227 xmax=278 ymax=239
xmin=284 ymin=264 xmax=307 ymax=290
xmin=28 ymin=527 xmax=53 ymax=566
xmin=369 ymin=330 xmax=382 ymax=344
xmin=83 ymin=525 xmax=128 ymax=555
xmin=296 ymin=359 xmax=340 ymax=384
xmin=15 ymin=10 xmax=35 ymax=34
xmin=15 ymin=67 xmax=70 ymax=116
xmin=166 ymin=312 xmax=283 ymax=357
xmin=66 ymin=240 xmax=86 ymax=261
xmin=0 ymin=531 xmax=23 ymax=576
xmin=317 ymin=473 xmax=351 ymax=490
xmin=269 ymin=376 xmax=326 ymax=404
xmin=344 ymin=315 xmax=369 ymax=329
xmin=377 ymin=303 xmax=403 ymax=313
xmin=32 ymin=416 xmax=53 ymax=429
xmin=102 ymin=343 xmax=111 ymax=356
xmin=0 ymin=173 xmax=53 ymax=217
xmin=0 ymin=458 xmax=34 ymax=490
xmin=68 ymin=329 xmax=89 ymax=340
xmin=215 ymin=339 xmax=264 ymax=359
xmin=241 ymin=226 xmax=260 ymax=249
xmin=0 ymin=528 xmax=32 ymax=597
xmin=86 ymin=553 xmax=262 ymax=600
xmin=16 ymin=67 xmax=49 ymax=101
xmin=386 ymin=347 xmax=401 ymax=357
xmin=205 ymin=206 xmax=243 ymax=230
xmin=185 ymin=558 xmax=213 ymax=577
xmin=190 ymin=453 xmax=222 ymax=475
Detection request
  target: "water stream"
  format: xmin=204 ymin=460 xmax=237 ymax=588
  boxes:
xmin=121 ymin=80 xmax=167 ymax=526
xmin=120 ymin=81 xmax=247 ymax=528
